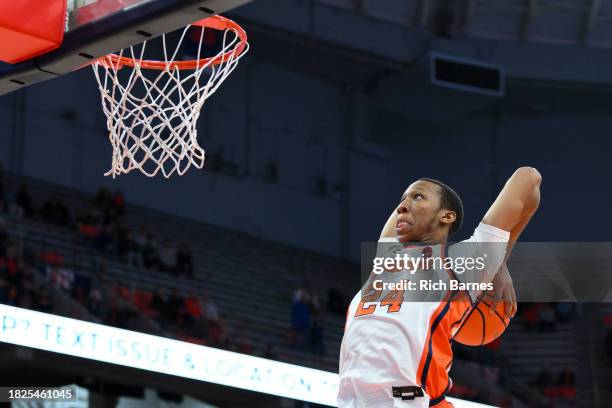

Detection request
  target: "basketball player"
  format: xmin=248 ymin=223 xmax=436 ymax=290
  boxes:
xmin=338 ymin=167 xmax=541 ymax=407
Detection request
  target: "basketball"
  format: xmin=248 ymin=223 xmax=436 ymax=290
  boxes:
xmin=454 ymin=298 xmax=511 ymax=346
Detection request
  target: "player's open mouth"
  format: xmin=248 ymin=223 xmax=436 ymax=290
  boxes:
xmin=396 ymin=221 xmax=413 ymax=233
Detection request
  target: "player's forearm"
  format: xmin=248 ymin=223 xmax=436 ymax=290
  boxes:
xmin=507 ymin=180 xmax=540 ymax=252
xmin=380 ymin=210 xmax=398 ymax=239
xmin=482 ymin=166 xmax=542 ymax=234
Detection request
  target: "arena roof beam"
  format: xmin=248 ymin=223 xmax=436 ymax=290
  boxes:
xmin=352 ymin=0 xmax=368 ymax=12
xmin=582 ymin=0 xmax=601 ymax=46
xmin=520 ymin=0 xmax=537 ymax=41
xmin=416 ymin=0 xmax=432 ymax=27
xmin=459 ymin=0 xmax=475 ymax=34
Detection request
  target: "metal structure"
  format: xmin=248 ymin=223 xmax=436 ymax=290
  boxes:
xmin=317 ymin=0 xmax=612 ymax=49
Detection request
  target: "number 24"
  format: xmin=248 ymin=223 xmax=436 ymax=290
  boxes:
xmin=355 ymin=285 xmax=405 ymax=316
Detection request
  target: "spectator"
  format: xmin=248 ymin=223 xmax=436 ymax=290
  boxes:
xmin=88 ymin=288 xmax=103 ymax=317
xmin=0 ymin=225 xmax=7 ymax=257
xmin=114 ymin=225 xmax=130 ymax=261
xmin=557 ymin=369 xmax=575 ymax=389
xmin=151 ymin=289 xmax=168 ymax=320
xmin=95 ymin=223 xmax=115 ymax=252
xmin=291 ymin=288 xmax=311 ymax=350
xmin=112 ymin=190 xmax=125 ymax=216
xmin=5 ymin=241 xmax=21 ymax=282
xmin=236 ymin=322 xmax=253 ymax=354
xmin=126 ymin=230 xmax=144 ymax=268
xmin=606 ymin=330 xmax=612 ymax=365
xmin=310 ymin=288 xmax=321 ymax=316
xmin=497 ymin=394 xmax=513 ymax=408
xmin=18 ymin=276 xmax=33 ymax=309
xmin=34 ymin=288 xmax=54 ymax=313
xmin=37 ymin=250 xmax=64 ymax=267
xmin=184 ymin=296 xmax=202 ymax=320
xmin=167 ymin=288 xmax=184 ymax=322
xmin=142 ymin=234 xmax=159 ymax=270
xmin=103 ymin=207 xmax=118 ymax=227
xmin=262 ymin=343 xmax=277 ymax=360
xmin=86 ymin=203 xmax=104 ymax=226
xmin=208 ymin=319 xmax=226 ymax=348
xmin=534 ymin=367 xmax=554 ymax=391
xmin=0 ymin=277 xmax=8 ymax=304
xmin=236 ymin=336 xmax=253 ymax=354
xmin=539 ymin=303 xmax=556 ymax=332
xmin=327 ymin=286 xmax=346 ymax=315
xmin=94 ymin=187 xmax=112 ymax=213
xmin=554 ymin=302 xmax=574 ymax=323
xmin=16 ymin=185 xmax=34 ymax=218
xmin=132 ymin=227 xmax=147 ymax=249
xmin=0 ymin=178 xmax=7 ymax=214
xmin=201 ymin=293 xmax=219 ymax=322
xmin=520 ymin=303 xmax=539 ymax=331
xmin=158 ymin=239 xmax=177 ymax=274
xmin=9 ymin=198 xmax=24 ymax=219
xmin=77 ymin=208 xmax=101 ymax=238
xmin=0 ymin=163 xmax=4 ymax=196
xmin=5 ymin=286 xmax=18 ymax=306
xmin=40 ymin=195 xmax=71 ymax=227
xmin=40 ymin=196 xmax=57 ymax=224
xmin=176 ymin=243 xmax=194 ymax=277
xmin=72 ymin=272 xmax=92 ymax=304
xmin=46 ymin=265 xmax=75 ymax=292
xmin=310 ymin=318 xmax=325 ymax=356
xmin=293 ymin=283 xmax=308 ymax=303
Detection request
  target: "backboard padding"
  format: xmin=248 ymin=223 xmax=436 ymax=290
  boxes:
xmin=0 ymin=0 xmax=251 ymax=96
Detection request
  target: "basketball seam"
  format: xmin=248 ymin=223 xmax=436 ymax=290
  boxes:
xmin=480 ymin=299 xmax=509 ymax=327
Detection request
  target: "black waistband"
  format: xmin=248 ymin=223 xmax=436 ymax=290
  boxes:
xmin=392 ymin=386 xmax=424 ymax=400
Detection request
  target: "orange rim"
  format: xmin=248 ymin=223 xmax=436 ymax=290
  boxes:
xmin=99 ymin=15 xmax=247 ymax=70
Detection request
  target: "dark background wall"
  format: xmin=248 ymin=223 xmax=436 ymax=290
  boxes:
xmin=1 ymin=0 xmax=611 ymax=260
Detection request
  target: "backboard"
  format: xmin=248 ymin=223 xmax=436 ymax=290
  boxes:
xmin=0 ymin=0 xmax=251 ymax=96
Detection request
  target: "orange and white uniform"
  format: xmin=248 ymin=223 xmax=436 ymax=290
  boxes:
xmin=338 ymin=223 xmax=509 ymax=408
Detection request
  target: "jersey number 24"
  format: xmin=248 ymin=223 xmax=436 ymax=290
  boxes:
xmin=355 ymin=284 xmax=405 ymax=316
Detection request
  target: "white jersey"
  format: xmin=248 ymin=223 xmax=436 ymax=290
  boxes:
xmin=338 ymin=223 xmax=509 ymax=408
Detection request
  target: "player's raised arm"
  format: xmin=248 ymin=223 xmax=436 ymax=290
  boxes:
xmin=379 ymin=210 xmax=398 ymax=239
xmin=482 ymin=167 xmax=541 ymax=318
xmin=482 ymin=166 xmax=541 ymax=248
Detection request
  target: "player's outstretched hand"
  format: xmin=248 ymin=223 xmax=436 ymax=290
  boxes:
xmin=487 ymin=262 xmax=517 ymax=319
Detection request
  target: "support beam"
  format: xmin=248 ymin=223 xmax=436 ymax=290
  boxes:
xmin=416 ymin=0 xmax=432 ymax=27
xmin=459 ymin=0 xmax=475 ymax=34
xmin=352 ymin=0 xmax=368 ymax=12
xmin=581 ymin=0 xmax=601 ymax=47
xmin=520 ymin=0 xmax=537 ymax=41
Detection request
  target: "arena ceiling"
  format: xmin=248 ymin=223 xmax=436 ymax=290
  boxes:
xmin=318 ymin=0 xmax=612 ymax=49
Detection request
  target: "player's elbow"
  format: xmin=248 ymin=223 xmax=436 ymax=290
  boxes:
xmin=514 ymin=167 xmax=541 ymax=215
xmin=514 ymin=166 xmax=542 ymax=188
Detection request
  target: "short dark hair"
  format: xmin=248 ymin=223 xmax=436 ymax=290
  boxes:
xmin=418 ymin=178 xmax=464 ymax=236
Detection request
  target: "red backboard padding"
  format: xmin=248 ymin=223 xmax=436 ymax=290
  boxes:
xmin=0 ymin=0 xmax=66 ymax=64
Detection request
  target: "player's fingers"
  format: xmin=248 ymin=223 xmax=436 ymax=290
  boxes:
xmin=499 ymin=289 xmax=508 ymax=318
xmin=505 ymin=284 xmax=516 ymax=318
xmin=510 ymin=287 xmax=518 ymax=318
xmin=506 ymin=287 xmax=516 ymax=318
xmin=489 ymin=292 xmax=501 ymax=314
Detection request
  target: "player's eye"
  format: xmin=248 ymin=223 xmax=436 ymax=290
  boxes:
xmin=413 ymin=193 xmax=424 ymax=200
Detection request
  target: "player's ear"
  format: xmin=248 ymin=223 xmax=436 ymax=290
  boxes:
xmin=439 ymin=209 xmax=456 ymax=226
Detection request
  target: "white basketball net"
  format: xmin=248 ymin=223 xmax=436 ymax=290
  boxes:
xmin=92 ymin=21 xmax=248 ymax=178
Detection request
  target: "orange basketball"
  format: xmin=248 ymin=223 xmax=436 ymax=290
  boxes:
xmin=454 ymin=299 xmax=510 ymax=346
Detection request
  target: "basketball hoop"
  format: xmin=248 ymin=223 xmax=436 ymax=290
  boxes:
xmin=92 ymin=15 xmax=249 ymax=178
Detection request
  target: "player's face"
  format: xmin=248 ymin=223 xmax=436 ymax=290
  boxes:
xmin=395 ymin=180 xmax=445 ymax=243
